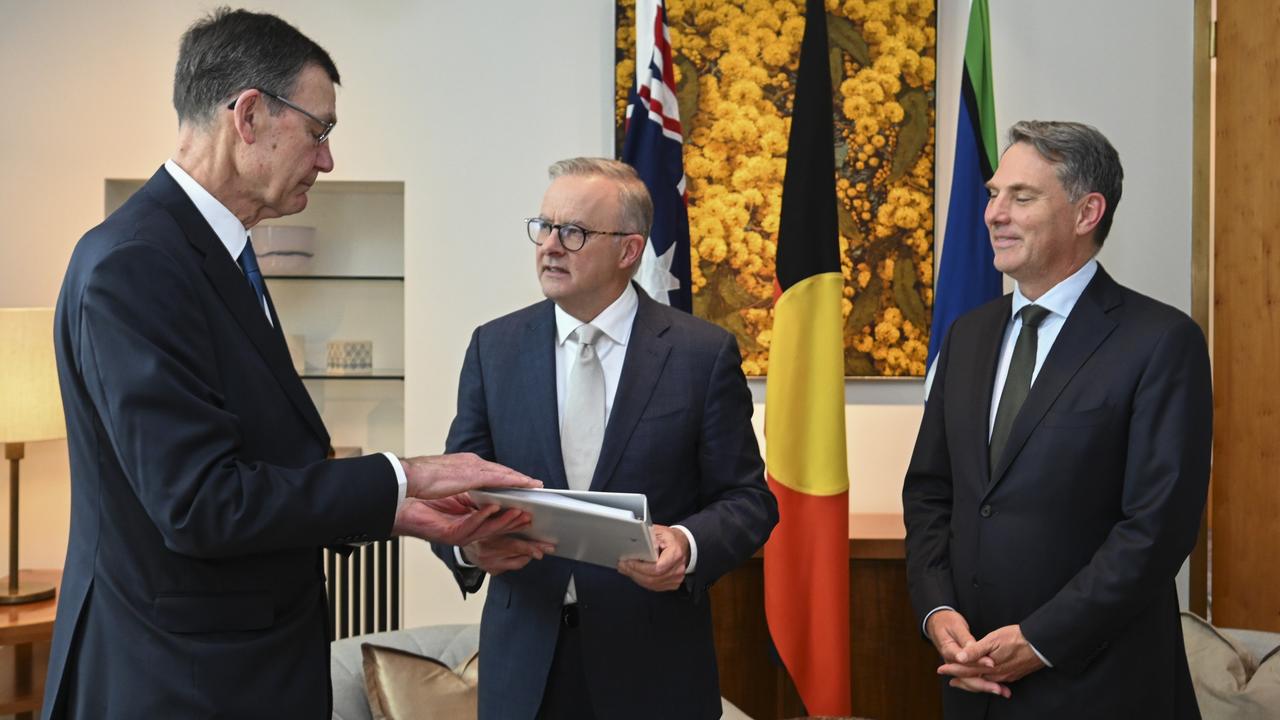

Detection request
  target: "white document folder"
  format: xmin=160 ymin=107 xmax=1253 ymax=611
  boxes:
xmin=468 ymin=488 xmax=658 ymax=568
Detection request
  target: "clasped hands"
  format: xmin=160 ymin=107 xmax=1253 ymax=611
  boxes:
xmin=926 ymin=610 xmax=1046 ymax=698
xmin=461 ymin=523 xmax=690 ymax=592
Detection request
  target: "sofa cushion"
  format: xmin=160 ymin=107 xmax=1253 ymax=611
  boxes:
xmin=1182 ymin=611 xmax=1280 ymax=719
xmin=332 ymin=624 xmax=479 ymax=720
xmin=362 ymin=643 xmax=479 ymax=720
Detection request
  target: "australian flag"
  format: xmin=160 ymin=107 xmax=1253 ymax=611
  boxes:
xmin=621 ymin=0 xmax=692 ymax=311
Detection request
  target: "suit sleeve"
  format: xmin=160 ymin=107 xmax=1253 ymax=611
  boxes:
xmin=902 ymin=326 xmax=959 ymax=630
xmin=430 ymin=327 xmax=490 ymax=595
xmin=1019 ymin=317 xmax=1212 ymax=672
xmin=676 ymin=333 xmax=779 ymax=598
xmin=77 ymin=241 xmax=398 ymax=559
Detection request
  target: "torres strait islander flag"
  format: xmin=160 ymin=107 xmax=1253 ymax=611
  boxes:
xmin=622 ymin=0 xmax=692 ymax=311
xmin=763 ymin=0 xmax=851 ymax=715
xmin=927 ymin=0 xmax=1001 ymax=392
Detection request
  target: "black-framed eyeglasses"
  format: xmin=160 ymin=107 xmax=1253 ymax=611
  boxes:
xmin=227 ymin=88 xmax=335 ymax=145
xmin=525 ymin=217 xmax=637 ymax=252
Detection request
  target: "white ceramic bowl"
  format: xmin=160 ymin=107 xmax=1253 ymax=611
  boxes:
xmin=252 ymin=225 xmax=316 ymax=274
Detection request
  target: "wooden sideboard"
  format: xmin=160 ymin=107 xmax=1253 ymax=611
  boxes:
xmin=0 ymin=569 xmax=59 ymax=720
xmin=712 ymin=514 xmax=942 ymax=720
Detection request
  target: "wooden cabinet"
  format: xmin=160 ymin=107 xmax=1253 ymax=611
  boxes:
xmin=712 ymin=514 xmax=942 ymax=720
xmin=0 ymin=569 xmax=59 ymax=720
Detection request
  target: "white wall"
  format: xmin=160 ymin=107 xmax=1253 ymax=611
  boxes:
xmin=0 ymin=0 xmax=1194 ymax=625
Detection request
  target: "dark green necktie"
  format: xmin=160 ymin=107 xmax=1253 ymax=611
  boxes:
xmin=989 ymin=304 xmax=1051 ymax=472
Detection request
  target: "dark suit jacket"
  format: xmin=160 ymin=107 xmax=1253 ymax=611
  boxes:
xmin=432 ymin=288 xmax=777 ymax=720
xmin=43 ymin=168 xmax=398 ymax=719
xmin=903 ymin=266 xmax=1211 ymax=719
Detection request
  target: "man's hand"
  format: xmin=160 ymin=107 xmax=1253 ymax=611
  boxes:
xmin=617 ymin=525 xmax=689 ymax=592
xmin=461 ymin=535 xmax=556 ymax=576
xmin=939 ymin=624 xmax=1045 ymax=691
xmin=392 ymin=494 xmax=531 ymax=546
xmin=400 ymin=453 xmax=541 ymax=499
xmin=926 ymin=609 xmax=1009 ymax=698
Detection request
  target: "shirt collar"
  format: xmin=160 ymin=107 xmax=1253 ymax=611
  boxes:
xmin=554 ymin=283 xmax=639 ymax=347
xmin=1011 ymin=259 xmax=1099 ymax=321
xmin=164 ymin=159 xmax=249 ymax=263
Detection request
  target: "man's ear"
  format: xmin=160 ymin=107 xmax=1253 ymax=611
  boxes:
xmin=619 ymin=233 xmax=646 ymax=269
xmin=229 ymin=89 xmax=262 ymax=144
xmin=1075 ymin=192 xmax=1105 ymax=237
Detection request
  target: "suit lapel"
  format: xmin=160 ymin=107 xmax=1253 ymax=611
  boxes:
xmin=969 ymin=298 xmax=1011 ymax=488
xmin=145 ymin=168 xmax=329 ymax=444
xmin=590 ymin=289 xmax=671 ymax=492
xmin=522 ymin=302 xmax=569 ymax=490
xmin=986 ymin=268 xmax=1121 ymax=493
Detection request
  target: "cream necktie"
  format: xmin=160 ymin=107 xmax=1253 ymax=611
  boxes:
xmin=561 ymin=323 xmax=605 ymax=605
xmin=561 ymin=323 xmax=606 ymax=491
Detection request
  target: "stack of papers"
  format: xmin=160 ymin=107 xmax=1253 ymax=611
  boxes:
xmin=469 ymin=488 xmax=658 ymax=568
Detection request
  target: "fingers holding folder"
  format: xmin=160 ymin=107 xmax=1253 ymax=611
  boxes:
xmin=617 ymin=525 xmax=689 ymax=592
xmin=461 ymin=535 xmax=558 ymax=576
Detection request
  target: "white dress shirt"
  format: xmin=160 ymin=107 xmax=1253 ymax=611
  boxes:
xmin=456 ymin=283 xmax=700 ymax=583
xmin=924 ymin=259 xmax=1099 ymax=668
xmin=163 ymin=160 xmax=407 ymax=507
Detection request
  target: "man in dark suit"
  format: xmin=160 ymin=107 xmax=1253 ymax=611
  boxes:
xmin=903 ymin=120 xmax=1211 ymax=718
xmin=432 ymin=158 xmax=778 ymax=719
xmin=43 ymin=10 xmax=539 ymax=719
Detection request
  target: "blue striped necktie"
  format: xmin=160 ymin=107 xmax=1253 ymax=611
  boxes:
xmin=238 ymin=236 xmax=270 ymax=322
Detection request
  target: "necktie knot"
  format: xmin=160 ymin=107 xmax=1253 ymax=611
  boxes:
xmin=570 ymin=323 xmax=603 ymax=348
xmin=1019 ymin=304 xmax=1050 ymax=330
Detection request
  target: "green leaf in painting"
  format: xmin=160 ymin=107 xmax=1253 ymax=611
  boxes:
xmin=827 ymin=14 xmax=871 ymax=67
xmin=893 ymin=252 xmax=927 ymax=329
xmin=847 ymin=275 xmax=881 ymax=334
xmin=888 ymin=88 xmax=929 ymax=183
xmin=675 ymin=56 xmax=699 ymax=127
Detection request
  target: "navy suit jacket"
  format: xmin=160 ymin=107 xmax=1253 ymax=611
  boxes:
xmin=43 ymin=168 xmax=398 ymax=719
xmin=433 ymin=288 xmax=777 ymax=720
xmin=903 ymin=266 xmax=1211 ymax=719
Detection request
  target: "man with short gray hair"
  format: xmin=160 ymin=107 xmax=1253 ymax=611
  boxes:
xmin=45 ymin=9 xmax=538 ymax=719
xmin=904 ymin=121 xmax=1210 ymax=718
xmin=433 ymin=158 xmax=778 ymax=719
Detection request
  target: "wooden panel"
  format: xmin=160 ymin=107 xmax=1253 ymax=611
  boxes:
xmin=713 ymin=514 xmax=941 ymax=719
xmin=1212 ymin=0 xmax=1280 ymax=630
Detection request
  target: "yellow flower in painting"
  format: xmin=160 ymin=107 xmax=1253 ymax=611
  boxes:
xmin=894 ymin=206 xmax=921 ymax=229
xmin=875 ymin=321 xmax=900 ymax=345
xmin=854 ymin=334 xmax=875 ymax=353
xmin=881 ymin=101 xmax=905 ymax=124
xmin=882 ymin=307 xmax=904 ymax=326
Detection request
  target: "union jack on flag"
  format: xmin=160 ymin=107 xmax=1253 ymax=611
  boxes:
xmin=622 ymin=0 xmax=692 ymax=311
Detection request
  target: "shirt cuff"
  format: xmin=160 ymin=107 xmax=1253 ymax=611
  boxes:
xmin=454 ymin=546 xmax=476 ymax=568
xmin=381 ymin=452 xmax=407 ymax=508
xmin=1027 ymin=637 xmax=1053 ymax=668
xmin=922 ymin=605 xmax=956 ymax=637
xmin=671 ymin=525 xmax=698 ymax=574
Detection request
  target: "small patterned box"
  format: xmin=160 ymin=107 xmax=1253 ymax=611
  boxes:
xmin=326 ymin=340 xmax=373 ymax=374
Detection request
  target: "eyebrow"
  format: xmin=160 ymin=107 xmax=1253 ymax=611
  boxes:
xmin=985 ymin=181 xmax=1043 ymax=194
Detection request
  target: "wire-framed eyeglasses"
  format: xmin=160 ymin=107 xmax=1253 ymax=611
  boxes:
xmin=227 ymin=88 xmax=335 ymax=145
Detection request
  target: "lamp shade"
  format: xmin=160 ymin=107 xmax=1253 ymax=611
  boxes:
xmin=0 ymin=308 xmax=65 ymax=443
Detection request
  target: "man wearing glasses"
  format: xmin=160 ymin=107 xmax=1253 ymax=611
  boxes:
xmin=432 ymin=158 xmax=778 ymax=719
xmin=44 ymin=9 xmax=538 ymax=719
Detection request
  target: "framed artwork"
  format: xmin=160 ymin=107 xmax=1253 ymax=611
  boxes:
xmin=615 ymin=0 xmax=937 ymax=377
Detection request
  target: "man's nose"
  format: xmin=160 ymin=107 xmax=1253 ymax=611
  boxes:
xmin=315 ymin=141 xmax=334 ymax=173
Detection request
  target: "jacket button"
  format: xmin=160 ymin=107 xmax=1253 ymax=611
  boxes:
xmin=980 ymin=505 xmax=992 ymax=518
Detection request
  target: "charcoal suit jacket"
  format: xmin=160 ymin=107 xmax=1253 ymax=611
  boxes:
xmin=903 ymin=266 xmax=1211 ymax=719
xmin=433 ymin=287 xmax=778 ymax=720
xmin=43 ymin=167 xmax=398 ymax=719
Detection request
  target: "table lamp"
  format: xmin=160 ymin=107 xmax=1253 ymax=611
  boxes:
xmin=0 ymin=308 xmax=64 ymax=604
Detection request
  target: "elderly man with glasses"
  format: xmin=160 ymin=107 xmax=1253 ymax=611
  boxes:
xmin=432 ymin=157 xmax=778 ymax=720
xmin=44 ymin=9 xmax=540 ymax=719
